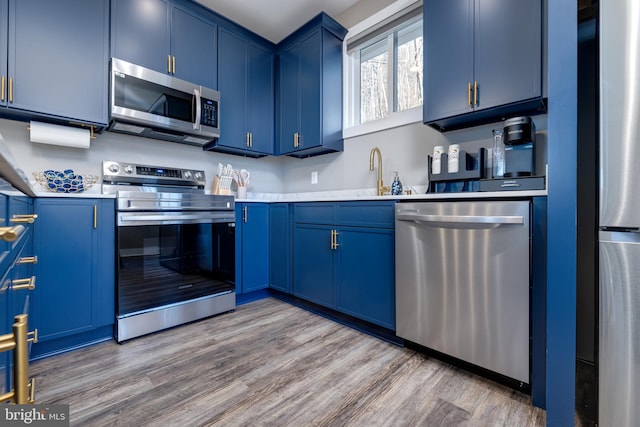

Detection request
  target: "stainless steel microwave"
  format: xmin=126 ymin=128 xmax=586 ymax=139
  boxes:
xmin=108 ymin=58 xmax=220 ymax=146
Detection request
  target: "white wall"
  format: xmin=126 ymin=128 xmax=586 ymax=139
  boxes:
xmin=0 ymin=118 xmax=284 ymax=194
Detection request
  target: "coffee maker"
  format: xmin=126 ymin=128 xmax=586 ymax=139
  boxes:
xmin=503 ymin=116 xmax=535 ymax=177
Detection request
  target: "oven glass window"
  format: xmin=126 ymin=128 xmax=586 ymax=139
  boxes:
xmin=117 ymin=223 xmax=235 ymax=315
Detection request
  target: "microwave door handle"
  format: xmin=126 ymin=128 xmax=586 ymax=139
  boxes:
xmin=193 ymin=88 xmax=201 ymax=130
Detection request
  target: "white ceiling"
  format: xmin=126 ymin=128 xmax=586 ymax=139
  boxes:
xmin=195 ymin=0 xmax=359 ymax=43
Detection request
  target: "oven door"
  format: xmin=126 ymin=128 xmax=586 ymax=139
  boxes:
xmin=117 ymin=220 xmax=235 ymax=317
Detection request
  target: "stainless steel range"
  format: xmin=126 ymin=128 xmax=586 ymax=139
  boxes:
xmin=103 ymin=161 xmax=236 ymax=342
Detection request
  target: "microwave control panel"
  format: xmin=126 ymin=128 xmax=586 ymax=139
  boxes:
xmin=201 ymin=99 xmax=218 ymax=127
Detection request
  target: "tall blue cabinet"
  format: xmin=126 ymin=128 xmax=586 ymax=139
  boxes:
xmin=277 ymin=13 xmax=347 ymax=158
xmin=235 ymin=203 xmax=270 ymax=295
xmin=207 ymin=28 xmax=275 ymax=157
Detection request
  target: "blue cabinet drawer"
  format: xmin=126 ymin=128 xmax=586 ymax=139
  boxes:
xmin=336 ymin=202 xmax=395 ymax=229
xmin=294 ymin=203 xmax=336 ymax=224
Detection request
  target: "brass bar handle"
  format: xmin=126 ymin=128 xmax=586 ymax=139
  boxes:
xmin=28 ymin=378 xmax=35 ymax=404
xmin=0 ymin=333 xmax=16 ymax=353
xmin=249 ymin=132 xmax=253 ymax=148
xmin=13 ymin=315 xmax=30 ymax=404
xmin=172 ymin=56 xmax=176 ymax=74
xmin=12 ymin=276 xmax=36 ymax=291
xmin=474 ymin=81 xmax=478 ymax=106
xmin=294 ymin=132 xmax=299 ymax=148
xmin=0 ymin=225 xmax=25 ymax=242
xmin=10 ymin=214 xmax=38 ymax=224
xmin=28 ymin=329 xmax=38 ymax=344
xmin=467 ymin=82 xmax=471 ymax=107
xmin=0 ymin=391 xmax=14 ymax=403
xmin=18 ymin=256 xmax=38 ymax=264
xmin=168 ymin=54 xmax=172 ymax=74
xmin=245 ymin=132 xmax=250 ymax=147
xmin=243 ymin=206 xmax=248 ymax=223
xmin=330 ymin=230 xmax=334 ymax=250
xmin=9 ymin=77 xmax=12 ymax=103
xmin=1 ymin=75 xmax=4 ymax=102
xmin=333 ymin=231 xmax=339 ymax=249
xmin=94 ymin=205 xmax=97 ymax=229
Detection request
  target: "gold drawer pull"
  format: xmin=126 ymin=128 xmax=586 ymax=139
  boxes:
xmin=18 ymin=256 xmax=37 ymax=264
xmin=12 ymin=276 xmax=36 ymax=291
xmin=28 ymin=378 xmax=35 ymax=404
xmin=10 ymin=214 xmax=38 ymax=224
xmin=0 ymin=225 xmax=25 ymax=242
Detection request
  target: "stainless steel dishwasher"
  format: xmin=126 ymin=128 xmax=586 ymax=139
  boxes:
xmin=395 ymin=200 xmax=531 ymax=384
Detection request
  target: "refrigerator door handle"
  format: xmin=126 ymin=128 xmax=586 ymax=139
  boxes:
xmin=396 ymin=213 xmax=524 ymax=229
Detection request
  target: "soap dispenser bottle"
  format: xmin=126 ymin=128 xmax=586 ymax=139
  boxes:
xmin=391 ymin=171 xmax=403 ymax=195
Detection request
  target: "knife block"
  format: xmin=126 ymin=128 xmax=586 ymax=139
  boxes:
xmin=211 ymin=175 xmax=231 ymax=195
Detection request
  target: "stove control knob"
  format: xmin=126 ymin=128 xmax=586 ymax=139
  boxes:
xmin=194 ymin=172 xmax=202 ymax=180
xmin=124 ymin=165 xmax=134 ymax=174
xmin=184 ymin=171 xmax=192 ymax=180
xmin=108 ymin=163 xmax=120 ymax=173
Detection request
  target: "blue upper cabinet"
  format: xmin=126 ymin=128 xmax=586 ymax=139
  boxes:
xmin=111 ymin=0 xmax=217 ymax=89
xmin=423 ymin=0 xmax=544 ymax=131
xmin=0 ymin=0 xmax=109 ymax=126
xmin=277 ymin=13 xmax=346 ymax=158
xmin=206 ymin=28 xmax=275 ymax=156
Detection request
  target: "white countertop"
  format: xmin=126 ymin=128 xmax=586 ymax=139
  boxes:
xmin=235 ymin=186 xmax=547 ymax=203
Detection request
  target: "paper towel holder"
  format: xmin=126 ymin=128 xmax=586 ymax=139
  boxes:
xmin=26 ymin=122 xmax=96 ymax=139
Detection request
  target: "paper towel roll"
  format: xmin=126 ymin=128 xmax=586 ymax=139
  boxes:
xmin=29 ymin=121 xmax=90 ymax=149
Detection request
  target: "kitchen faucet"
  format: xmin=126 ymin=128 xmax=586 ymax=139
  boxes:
xmin=369 ymin=147 xmax=390 ymax=196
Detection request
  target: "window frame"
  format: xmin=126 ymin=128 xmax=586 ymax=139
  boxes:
xmin=343 ymin=0 xmax=423 ymax=139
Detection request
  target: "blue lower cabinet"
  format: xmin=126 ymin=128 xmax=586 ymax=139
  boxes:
xmin=336 ymin=227 xmax=395 ymax=329
xmin=269 ymin=204 xmax=290 ymax=293
xmin=293 ymin=225 xmax=334 ymax=307
xmin=236 ymin=203 xmax=269 ymax=296
xmin=31 ymin=198 xmax=115 ymax=359
xmin=292 ymin=202 xmax=396 ymax=329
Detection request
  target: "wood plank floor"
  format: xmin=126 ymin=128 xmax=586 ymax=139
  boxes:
xmin=31 ymin=298 xmax=546 ymax=426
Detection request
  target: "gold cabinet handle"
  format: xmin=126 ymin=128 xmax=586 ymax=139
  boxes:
xmin=243 ymin=206 xmax=248 ymax=223
xmin=17 ymin=256 xmax=38 ymax=265
xmin=294 ymin=132 xmax=301 ymax=148
xmin=93 ymin=205 xmax=97 ymax=229
xmin=249 ymin=132 xmax=253 ymax=148
xmin=10 ymin=214 xmax=38 ymax=224
xmin=245 ymin=132 xmax=251 ymax=147
xmin=168 ymin=54 xmax=172 ymax=74
xmin=474 ymin=81 xmax=478 ymax=106
xmin=0 ymin=225 xmax=25 ymax=242
xmin=12 ymin=276 xmax=36 ymax=291
xmin=330 ymin=230 xmax=340 ymax=250
xmin=172 ymin=56 xmax=176 ymax=74
xmin=1 ymin=75 xmax=4 ymax=102
xmin=467 ymin=82 xmax=471 ymax=107
xmin=9 ymin=77 xmax=12 ymax=103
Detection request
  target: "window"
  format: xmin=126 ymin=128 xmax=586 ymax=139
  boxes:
xmin=345 ymin=1 xmax=423 ymax=135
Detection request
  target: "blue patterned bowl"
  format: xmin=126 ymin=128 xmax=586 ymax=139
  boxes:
xmin=33 ymin=169 xmax=98 ymax=193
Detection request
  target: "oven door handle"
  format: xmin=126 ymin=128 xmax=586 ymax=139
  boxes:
xmin=118 ymin=212 xmax=233 ymax=225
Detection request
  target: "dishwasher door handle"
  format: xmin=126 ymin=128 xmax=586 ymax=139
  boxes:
xmin=396 ymin=212 xmax=524 ymax=229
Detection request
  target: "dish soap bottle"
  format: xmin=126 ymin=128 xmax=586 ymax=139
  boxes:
xmin=391 ymin=171 xmax=403 ymax=195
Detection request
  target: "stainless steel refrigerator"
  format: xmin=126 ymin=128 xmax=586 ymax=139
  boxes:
xmin=599 ymin=2 xmax=640 ymax=425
